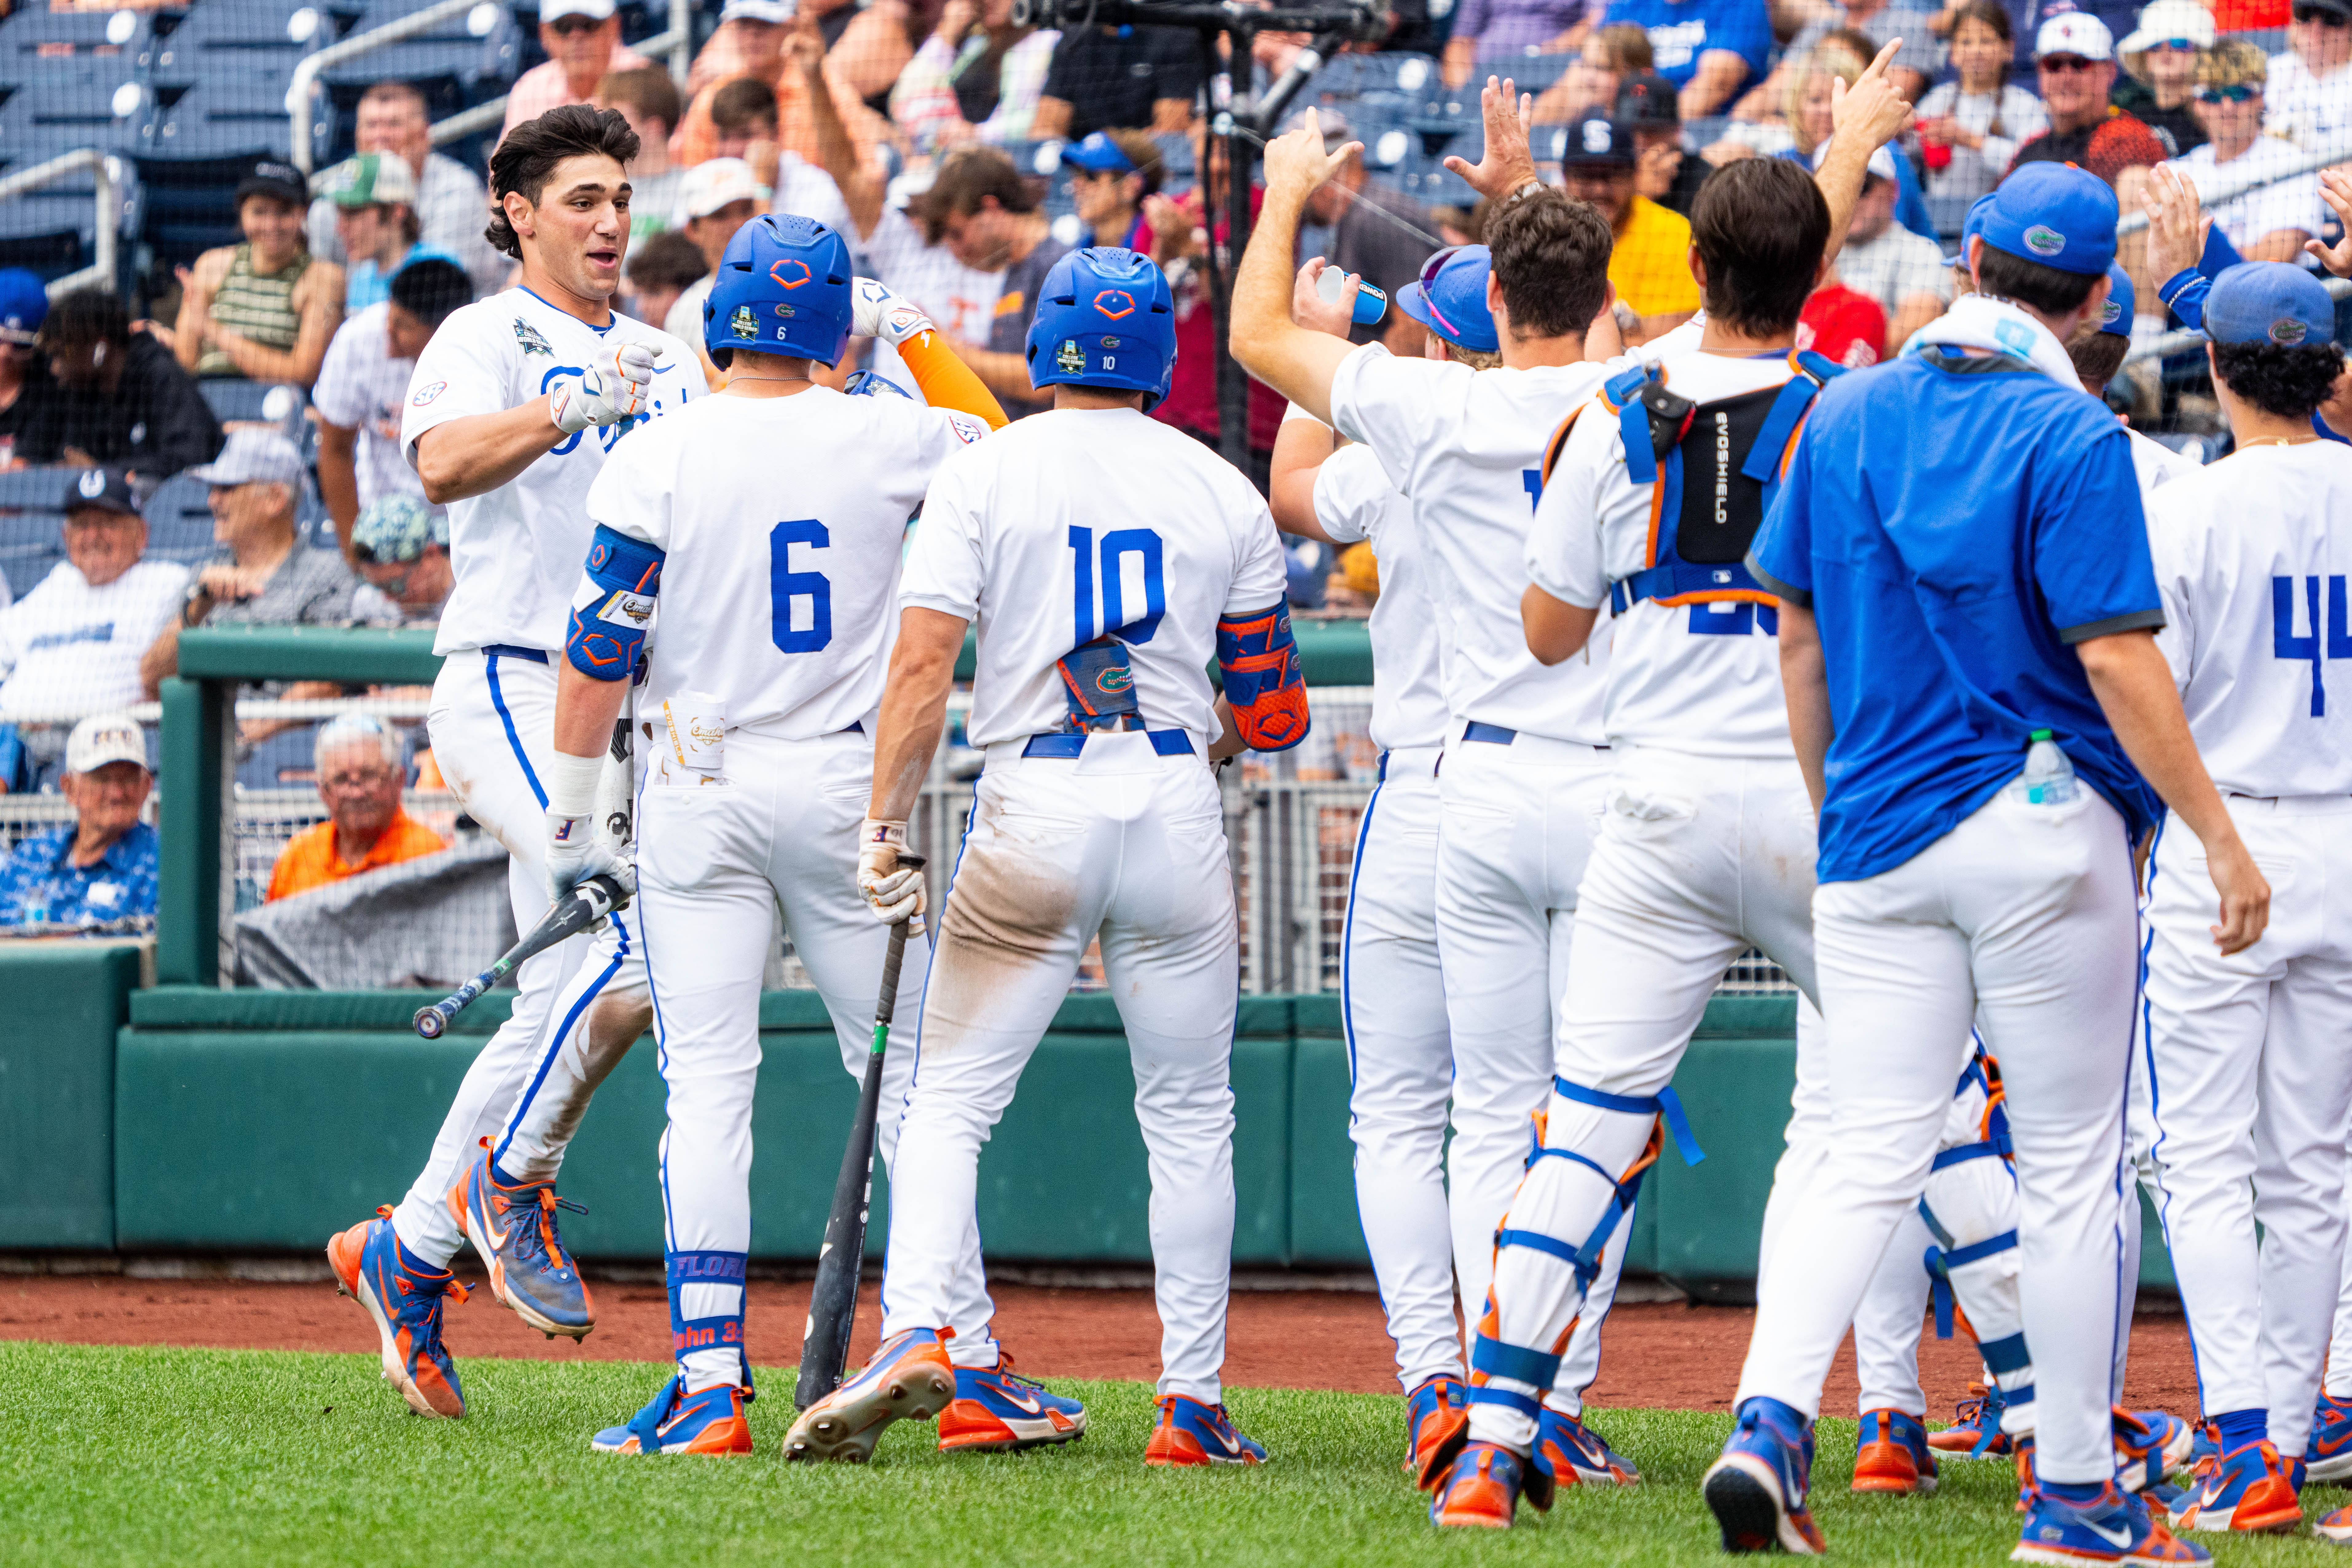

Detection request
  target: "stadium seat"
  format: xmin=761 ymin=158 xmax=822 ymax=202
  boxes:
xmin=1307 ymin=49 xmax=1439 ymax=104
xmin=0 ymin=57 xmax=156 ymax=159
xmin=152 ymin=0 xmax=334 ymax=88
xmin=141 ymin=475 xmax=221 ymax=567
xmin=0 ymin=6 xmax=175 ymax=83
xmin=0 ymin=469 xmax=67 ymax=598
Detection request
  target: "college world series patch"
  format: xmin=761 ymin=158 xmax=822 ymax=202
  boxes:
xmin=513 ymin=319 xmax=555 ymax=356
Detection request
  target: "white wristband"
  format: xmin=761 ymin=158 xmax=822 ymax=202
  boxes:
xmin=544 ymin=749 xmax=604 ymax=821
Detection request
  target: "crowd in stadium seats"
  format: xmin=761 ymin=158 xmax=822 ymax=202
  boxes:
xmin=0 ymin=0 xmax=2347 ymax=937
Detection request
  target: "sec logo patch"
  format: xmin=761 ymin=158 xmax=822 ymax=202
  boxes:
xmin=412 ymin=380 xmax=447 ymax=406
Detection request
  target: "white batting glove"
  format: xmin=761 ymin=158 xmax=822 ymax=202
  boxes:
xmin=852 ymin=278 xmax=935 ymax=347
xmin=549 ymin=341 xmax=664 ymax=433
xmin=546 ymin=808 xmax=634 ymax=915
xmin=856 ymin=818 xmax=925 ymax=924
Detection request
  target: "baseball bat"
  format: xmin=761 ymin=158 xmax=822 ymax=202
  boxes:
xmin=413 ymin=873 xmax=631 ymax=1039
xmin=795 ymin=853 xmax=927 ymax=1409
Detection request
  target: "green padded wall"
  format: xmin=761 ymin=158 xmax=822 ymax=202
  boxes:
xmin=0 ymin=943 xmax=141 ymax=1247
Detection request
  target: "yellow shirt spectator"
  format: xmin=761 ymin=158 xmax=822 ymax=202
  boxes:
xmin=1608 ymin=195 xmax=1703 ymax=321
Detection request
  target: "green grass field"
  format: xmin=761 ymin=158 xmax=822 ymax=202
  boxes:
xmin=5 ymin=1340 xmax=2350 ymax=1567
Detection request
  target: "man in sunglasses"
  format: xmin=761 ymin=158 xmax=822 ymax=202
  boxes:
xmin=2264 ymin=0 xmax=2352 ymax=151
xmin=2009 ymin=14 xmax=2172 ymax=184
xmin=501 ymin=0 xmax=654 ymax=142
xmin=2172 ymin=41 xmax=2328 ymax=264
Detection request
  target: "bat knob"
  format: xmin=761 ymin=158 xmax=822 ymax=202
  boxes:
xmin=414 ymin=1006 xmax=445 ymax=1039
xmin=899 ymin=853 xmax=927 ymax=872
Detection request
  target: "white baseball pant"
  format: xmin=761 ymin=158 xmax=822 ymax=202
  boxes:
xmin=1468 ymin=749 xmax=1820 ymax=1451
xmin=1736 ymin=786 xmax=2138 ymax=1484
xmin=879 ymin=731 xmax=1240 ymax=1401
xmin=2142 ymin=796 xmax=2352 ymax=1456
xmin=2115 ymin=1000 xmax=2163 ymax=1397
xmin=633 ymin=728 xmax=995 ymax=1388
xmin=393 ymin=649 xmax=647 ymax=1269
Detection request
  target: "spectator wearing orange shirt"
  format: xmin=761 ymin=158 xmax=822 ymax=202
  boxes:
xmin=265 ymin=716 xmax=445 ymax=902
xmin=672 ymin=0 xmax=889 ymax=173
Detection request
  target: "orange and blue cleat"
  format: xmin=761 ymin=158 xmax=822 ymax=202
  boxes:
xmin=1402 ymin=1375 xmax=1464 ymax=1474
xmin=2166 ymin=1438 xmax=2302 ymax=1534
xmin=1704 ymin=1396 xmax=1825 ymax=1555
xmin=2317 ymin=1502 xmax=2352 ymax=1544
xmin=450 ymin=1147 xmax=594 ymax=1340
xmin=1144 ymin=1394 xmax=1266 ymax=1466
xmin=937 ymin=1352 xmax=1087 ymax=1452
xmin=782 ymin=1327 xmax=957 ymax=1463
xmin=2014 ymin=1480 xmax=2209 ymax=1565
xmin=1535 ymin=1405 xmax=1641 ymax=1487
xmin=327 ymin=1206 xmax=468 ymax=1419
xmin=1931 ymin=1381 xmax=2013 ymax=1457
xmin=2115 ymin=1407 xmax=2196 ymax=1495
xmin=1853 ymin=1407 xmax=1940 ymax=1494
xmin=2309 ymin=1394 xmax=2352 ymax=1483
xmin=1429 ymin=1441 xmax=1539 ymax=1529
xmin=591 ymin=1375 xmax=752 ymax=1456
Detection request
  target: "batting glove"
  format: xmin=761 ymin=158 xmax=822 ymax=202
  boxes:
xmin=857 ymin=818 xmax=925 ymax=924
xmin=851 ymin=278 xmax=935 ymax=347
xmin=546 ymin=809 xmax=634 ymax=918
xmin=549 ymin=341 xmax=665 ymax=434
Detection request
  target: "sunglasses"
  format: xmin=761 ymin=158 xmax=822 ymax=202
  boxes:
xmin=2196 ymin=82 xmax=2260 ymax=101
xmin=2040 ymin=54 xmax=2103 ymax=72
xmin=2295 ymin=6 xmax=2351 ymax=23
xmin=1411 ymin=245 xmax=1471 ymax=338
xmin=2146 ymin=37 xmax=2200 ymax=49
xmin=548 ymin=15 xmax=602 ymax=36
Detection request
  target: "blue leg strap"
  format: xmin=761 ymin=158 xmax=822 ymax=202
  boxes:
xmin=1924 ymin=1248 xmax=1956 ymax=1339
xmin=1468 ymin=1384 xmax=1545 ymax=1419
xmin=628 ymin=1374 xmax=684 ymax=1452
xmin=1472 ymin=1333 xmax=1564 ymax=1390
xmin=1917 ymin=1197 xmax=1955 ymax=1249
xmin=1979 ymin=1331 xmax=2031 ymax=1376
xmin=1551 ymin=1076 xmax=1705 ymax=1166
xmin=1931 ymin=1140 xmax=2004 ymax=1173
xmin=1941 ymin=1229 xmax=2018 ymax=1271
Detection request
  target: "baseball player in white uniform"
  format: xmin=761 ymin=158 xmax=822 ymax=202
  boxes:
xmin=329 ymin=104 xmax=703 ymax=1420
xmin=784 ymin=244 xmax=1299 ymax=1470
xmin=539 ymin=212 xmax=1088 ymax=1458
xmin=2137 ymin=263 xmax=2352 ymax=1539
xmin=1710 ymin=164 xmax=2264 ymax=1566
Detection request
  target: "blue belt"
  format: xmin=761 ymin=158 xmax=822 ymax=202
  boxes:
xmin=1021 ymin=729 xmax=1194 ymax=759
xmin=482 ymin=644 xmax=550 ymax=664
xmin=1463 ymin=721 xmax=1516 ymax=744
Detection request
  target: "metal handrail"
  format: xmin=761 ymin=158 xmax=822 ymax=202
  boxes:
xmin=2115 ymin=128 xmax=2352 ymax=237
xmin=287 ymin=0 xmax=491 ymax=173
xmin=0 ymin=150 xmax=120 ymax=297
xmin=423 ymin=22 xmax=690 ymax=150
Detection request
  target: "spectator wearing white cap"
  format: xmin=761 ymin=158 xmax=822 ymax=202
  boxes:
xmin=0 ymin=713 xmax=158 ymax=930
xmin=1824 ymin=141 xmax=1953 ymax=354
xmin=0 ymin=472 xmax=187 ymax=783
xmin=2113 ymin=0 xmax=2215 ymax=160
xmin=2264 ymin=0 xmax=2352 ymax=154
xmin=265 ymin=715 xmax=446 ymax=902
xmin=2009 ymin=14 xmax=2171 ymax=185
xmin=317 ymin=152 xmax=466 ymax=313
xmin=139 ymin=431 xmax=359 ymax=697
xmin=501 ymin=0 xmax=654 ymax=141
xmin=661 ymin=158 xmax=770 ymax=377
xmin=314 ymin=258 xmax=472 ymax=552
xmin=349 ymin=497 xmax=454 ymax=626
xmin=305 ymin=83 xmax=507 ymax=298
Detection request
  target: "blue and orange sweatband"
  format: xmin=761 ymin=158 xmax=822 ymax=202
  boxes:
xmin=1216 ymin=602 xmax=1310 ymax=752
xmin=566 ymin=524 xmax=664 ymax=680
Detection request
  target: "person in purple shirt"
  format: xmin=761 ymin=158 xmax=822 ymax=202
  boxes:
xmin=1444 ymin=0 xmax=1602 ymax=88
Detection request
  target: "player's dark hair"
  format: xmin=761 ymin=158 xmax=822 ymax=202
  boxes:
xmin=1974 ymin=245 xmax=2103 ymax=317
xmin=389 ymin=258 xmax=473 ymax=328
xmin=37 ymin=285 xmax=130 ymax=348
xmin=711 ymin=75 xmax=779 ymax=135
xmin=1691 ymin=159 xmax=1829 ymax=337
xmin=486 ymin=104 xmax=640 ymax=260
xmin=1484 ymin=188 xmax=1613 ymax=343
xmin=913 ymin=147 xmax=1038 ymax=243
xmin=2211 ymin=338 xmax=2346 ymax=419
xmin=2064 ymin=324 xmax=2130 ymax=389
xmin=626 ymin=228 xmax=709 ymax=290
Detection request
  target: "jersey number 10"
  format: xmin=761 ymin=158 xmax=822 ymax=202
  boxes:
xmin=1069 ymin=525 xmax=1166 ymax=645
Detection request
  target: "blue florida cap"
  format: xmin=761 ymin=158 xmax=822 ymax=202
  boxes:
xmin=1060 ymin=131 xmax=1137 ymax=173
xmin=1978 ymin=163 xmax=2118 ymax=276
xmin=2202 ymin=261 xmax=2336 ymax=346
xmin=0 ymin=267 xmax=46 ymax=345
xmin=1396 ymin=245 xmax=1499 ymax=354
xmin=2097 ymin=261 xmax=2134 ymax=337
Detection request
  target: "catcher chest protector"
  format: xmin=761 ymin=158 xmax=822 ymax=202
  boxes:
xmin=1552 ymin=349 xmax=1842 ymax=616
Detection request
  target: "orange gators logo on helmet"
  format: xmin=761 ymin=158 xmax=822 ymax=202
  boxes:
xmin=1093 ymin=289 xmax=1136 ymax=320
xmin=770 ymin=259 xmax=814 ymax=289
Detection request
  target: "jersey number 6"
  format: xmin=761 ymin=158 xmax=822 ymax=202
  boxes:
xmin=771 ymin=518 xmax=832 ymax=653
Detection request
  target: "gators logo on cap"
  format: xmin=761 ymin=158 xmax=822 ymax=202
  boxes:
xmin=770 ymin=258 xmax=813 ymax=289
xmin=1056 ymin=338 xmax=1085 ymax=373
xmin=730 ymin=305 xmax=759 ymax=339
xmin=2023 ymin=225 xmax=2066 ymax=258
xmin=1093 ymin=289 xmax=1136 ymax=320
xmin=2271 ymin=317 xmax=2311 ymax=345
xmin=2100 ymin=298 xmax=2122 ymax=326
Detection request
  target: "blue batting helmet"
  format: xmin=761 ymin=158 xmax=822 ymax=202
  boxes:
xmin=1024 ymin=247 xmax=1176 ymax=411
xmin=703 ymin=213 xmax=854 ymax=370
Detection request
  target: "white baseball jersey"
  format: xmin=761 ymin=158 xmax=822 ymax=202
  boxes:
xmin=584 ymin=387 xmax=990 ymax=737
xmin=1312 ymin=441 xmax=1448 ymax=752
xmin=2146 ymin=441 xmax=2352 ymax=797
xmin=2126 ymin=425 xmax=2202 ymax=495
xmin=1328 ymin=345 xmax=1611 ymax=743
xmin=402 ymin=287 xmax=706 ymax=656
xmin=312 ymin=303 xmax=433 ymax=516
xmin=1529 ymin=351 xmax=1799 ymax=759
xmin=902 ymin=407 xmax=1288 ymax=748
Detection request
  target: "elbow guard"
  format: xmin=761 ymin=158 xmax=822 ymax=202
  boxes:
xmin=1216 ymin=602 xmax=1311 ymax=752
xmin=565 ymin=524 xmax=664 ymax=681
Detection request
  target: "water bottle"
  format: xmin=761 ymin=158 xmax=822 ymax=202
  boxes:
xmin=2003 ymin=728 xmax=2078 ymax=807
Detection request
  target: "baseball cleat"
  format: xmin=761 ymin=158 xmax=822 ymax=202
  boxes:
xmin=1931 ymin=1381 xmax=2013 ymax=1456
xmin=2115 ymin=1407 xmax=2196 ymax=1494
xmin=1853 ymin=1407 xmax=1940 ymax=1494
xmin=591 ymin=1375 xmax=753 ymax=1456
xmin=936 ymin=1352 xmax=1087 ymax=1452
xmin=2166 ymin=1439 xmax=2301 ymax=1534
xmin=2310 ymin=1394 xmax=2352 ymax=1484
xmin=1144 ymin=1394 xmax=1266 ymax=1466
xmin=327 ymin=1207 xmax=468 ymax=1418
xmin=2015 ymin=1434 xmax=2037 ymax=1513
xmin=1401 ymin=1374 xmax=1464 ymax=1474
xmin=1428 ymin=1441 xmax=1537 ymax=1528
xmin=1535 ymin=1405 xmax=1641 ymax=1487
xmin=1704 ymin=1397 xmax=1825 ymax=1555
xmin=449 ymin=1146 xmax=594 ymax=1340
xmin=2315 ymin=1502 xmax=2352 ymax=1544
xmin=782 ymin=1328 xmax=957 ymax=1463
xmin=2013 ymin=1480 xmax=2209 ymax=1565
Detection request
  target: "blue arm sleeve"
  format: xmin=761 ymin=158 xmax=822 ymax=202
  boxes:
xmin=565 ymin=524 xmax=664 ymax=681
xmin=1215 ymin=602 xmax=1311 ymax=752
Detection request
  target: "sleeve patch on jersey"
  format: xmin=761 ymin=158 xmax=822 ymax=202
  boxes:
xmin=411 ymin=380 xmax=446 ymax=407
xmin=1216 ymin=602 xmax=1311 ymax=753
xmin=949 ymin=413 xmax=988 ymax=445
